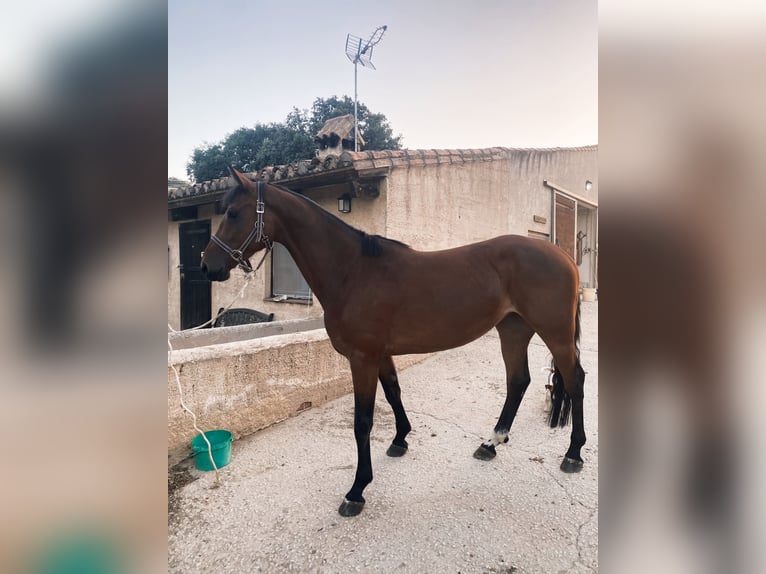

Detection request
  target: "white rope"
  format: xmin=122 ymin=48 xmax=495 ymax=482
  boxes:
xmin=167 ymin=267 xmax=260 ymax=488
xmin=168 ymin=337 xmax=221 ymax=487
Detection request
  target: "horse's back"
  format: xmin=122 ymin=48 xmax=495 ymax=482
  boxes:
xmin=464 ymin=234 xmax=579 ymax=286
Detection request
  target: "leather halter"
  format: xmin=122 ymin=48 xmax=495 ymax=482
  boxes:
xmin=210 ymin=180 xmax=272 ymax=273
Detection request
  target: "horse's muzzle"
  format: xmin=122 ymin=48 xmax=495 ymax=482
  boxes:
xmin=201 ymin=263 xmax=230 ymax=282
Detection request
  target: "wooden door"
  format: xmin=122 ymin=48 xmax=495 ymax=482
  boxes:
xmin=179 ymin=220 xmax=211 ymax=329
xmin=555 ymin=194 xmax=576 ymax=260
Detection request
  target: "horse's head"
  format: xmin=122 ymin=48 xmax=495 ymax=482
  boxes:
xmin=201 ymin=167 xmax=272 ymax=281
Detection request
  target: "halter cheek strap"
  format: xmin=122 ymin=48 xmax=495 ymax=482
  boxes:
xmin=210 ymin=180 xmax=273 ymax=273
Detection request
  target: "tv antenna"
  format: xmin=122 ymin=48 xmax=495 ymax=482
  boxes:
xmin=345 ymin=25 xmax=387 ymax=151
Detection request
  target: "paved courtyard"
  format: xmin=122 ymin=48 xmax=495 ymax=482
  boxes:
xmin=169 ymin=302 xmax=598 ymax=573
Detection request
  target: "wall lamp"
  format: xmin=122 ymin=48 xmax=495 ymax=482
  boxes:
xmin=337 ymin=193 xmax=352 ymax=213
xmin=585 ymin=180 xmax=593 ymax=191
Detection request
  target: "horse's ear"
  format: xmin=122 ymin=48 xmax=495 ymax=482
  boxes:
xmin=227 ymin=165 xmax=248 ymax=188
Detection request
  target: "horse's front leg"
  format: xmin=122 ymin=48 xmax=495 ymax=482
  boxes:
xmin=379 ymin=356 xmax=412 ymax=457
xmin=338 ymin=357 xmax=379 ymax=517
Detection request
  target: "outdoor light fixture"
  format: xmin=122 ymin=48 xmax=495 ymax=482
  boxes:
xmin=337 ymin=194 xmax=352 ymax=213
xmin=585 ymin=180 xmax=593 ymax=191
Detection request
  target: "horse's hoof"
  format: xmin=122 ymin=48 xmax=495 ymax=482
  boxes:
xmin=560 ymin=456 xmax=584 ymax=473
xmin=338 ymin=498 xmax=365 ymax=517
xmin=473 ymin=444 xmax=497 ymax=461
xmin=386 ymin=442 xmax=408 ymax=457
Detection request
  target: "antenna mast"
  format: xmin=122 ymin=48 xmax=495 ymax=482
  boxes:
xmin=345 ymin=25 xmax=387 ymax=152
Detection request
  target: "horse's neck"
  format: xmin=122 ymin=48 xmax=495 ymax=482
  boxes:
xmin=267 ymin=188 xmax=359 ymax=304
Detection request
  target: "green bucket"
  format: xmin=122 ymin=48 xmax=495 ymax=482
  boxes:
xmin=191 ymin=430 xmax=232 ymax=471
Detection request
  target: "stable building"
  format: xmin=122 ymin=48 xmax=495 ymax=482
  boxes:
xmin=168 ymin=145 xmax=597 ymax=330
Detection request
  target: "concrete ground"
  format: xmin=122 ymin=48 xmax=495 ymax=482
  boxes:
xmin=169 ymin=302 xmax=598 ymax=573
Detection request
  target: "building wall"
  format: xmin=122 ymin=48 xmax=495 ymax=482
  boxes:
xmin=385 ymin=148 xmax=598 ymax=253
xmin=508 ymin=148 xmax=596 ymax=238
xmin=386 ymin=159 xmax=512 ymax=250
xmin=168 ymin=221 xmax=181 ymax=330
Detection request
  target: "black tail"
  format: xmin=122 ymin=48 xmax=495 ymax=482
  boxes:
xmin=548 ymin=368 xmax=571 ymax=427
xmin=574 ymin=299 xmax=581 ymax=361
xmin=547 ymin=301 xmax=581 ymax=428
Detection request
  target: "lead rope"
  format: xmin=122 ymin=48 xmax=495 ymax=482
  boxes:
xmin=168 ymin=245 xmax=272 ymax=487
xmin=168 ymin=338 xmax=222 ymax=487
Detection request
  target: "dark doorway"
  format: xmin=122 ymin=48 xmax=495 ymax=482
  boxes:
xmin=179 ymin=220 xmax=212 ymax=329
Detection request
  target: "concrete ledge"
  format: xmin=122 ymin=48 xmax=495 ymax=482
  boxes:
xmin=169 ymin=316 xmax=325 ymax=350
xmin=168 ymin=326 xmax=430 ymax=466
xmin=168 ymin=328 xmax=345 ymax=466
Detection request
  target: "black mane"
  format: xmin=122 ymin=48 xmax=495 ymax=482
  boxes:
xmin=221 ymin=180 xmax=409 ymax=257
xmin=273 ymin=184 xmax=410 ymax=258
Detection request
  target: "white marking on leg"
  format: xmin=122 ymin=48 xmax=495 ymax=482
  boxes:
xmin=482 ymin=430 xmax=509 ymax=448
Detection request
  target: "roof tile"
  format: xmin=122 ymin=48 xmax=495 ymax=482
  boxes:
xmin=169 ymin=145 xmax=597 ymax=201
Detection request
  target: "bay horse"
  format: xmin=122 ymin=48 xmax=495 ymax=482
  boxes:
xmin=201 ymin=168 xmax=586 ymax=517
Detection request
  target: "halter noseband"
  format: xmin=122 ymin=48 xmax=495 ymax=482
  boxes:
xmin=210 ymin=180 xmax=273 ymax=273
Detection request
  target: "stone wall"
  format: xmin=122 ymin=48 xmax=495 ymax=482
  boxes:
xmin=168 ymin=325 xmax=426 ymax=466
xmin=168 ymin=328 xmax=346 ymax=466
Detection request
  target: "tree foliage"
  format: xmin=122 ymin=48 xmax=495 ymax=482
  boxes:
xmin=186 ymin=96 xmax=402 ymax=183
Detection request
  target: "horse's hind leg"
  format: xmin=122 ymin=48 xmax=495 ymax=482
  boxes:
xmin=379 ymin=356 xmax=412 ymax=457
xmin=474 ymin=313 xmax=535 ymax=460
xmin=548 ymin=343 xmax=587 ymax=473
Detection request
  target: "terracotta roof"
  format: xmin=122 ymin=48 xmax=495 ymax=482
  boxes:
xmin=168 ymin=145 xmax=597 ymax=202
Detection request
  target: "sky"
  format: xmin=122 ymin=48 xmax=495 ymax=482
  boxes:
xmin=168 ymin=0 xmax=597 ymax=179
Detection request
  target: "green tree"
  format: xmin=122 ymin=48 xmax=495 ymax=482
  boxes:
xmin=186 ymin=143 xmax=229 ymax=184
xmin=186 ymin=96 xmax=402 ymax=183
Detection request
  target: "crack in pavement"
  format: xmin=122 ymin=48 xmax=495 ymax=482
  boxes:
xmin=542 ymin=464 xmax=597 ymax=574
xmin=407 ymin=409 xmax=483 ymax=440
xmin=540 ymin=462 xmax=592 ymax=511
xmin=573 ymin=506 xmax=598 ymax=573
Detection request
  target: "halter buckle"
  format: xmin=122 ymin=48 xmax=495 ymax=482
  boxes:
xmin=231 ymin=249 xmax=243 ymax=260
xmin=256 ymin=200 xmax=265 ymax=214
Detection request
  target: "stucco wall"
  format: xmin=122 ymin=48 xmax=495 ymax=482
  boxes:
xmin=385 ymin=148 xmax=597 ymax=251
xmin=386 ymin=160 xmax=511 ymax=250
xmin=508 ymin=147 xmax=598 ymax=224
xmin=168 ymin=222 xmax=181 ymax=329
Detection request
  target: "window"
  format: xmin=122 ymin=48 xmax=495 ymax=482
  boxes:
xmin=271 ymin=242 xmax=311 ymax=300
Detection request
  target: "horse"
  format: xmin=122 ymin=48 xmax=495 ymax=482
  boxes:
xmin=201 ymin=167 xmax=586 ymax=517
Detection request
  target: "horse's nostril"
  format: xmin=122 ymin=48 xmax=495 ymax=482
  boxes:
xmin=200 ymin=262 xmax=208 ymax=274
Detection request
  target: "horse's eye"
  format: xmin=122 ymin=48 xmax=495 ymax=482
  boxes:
xmin=227 ymin=209 xmax=238 ymax=219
